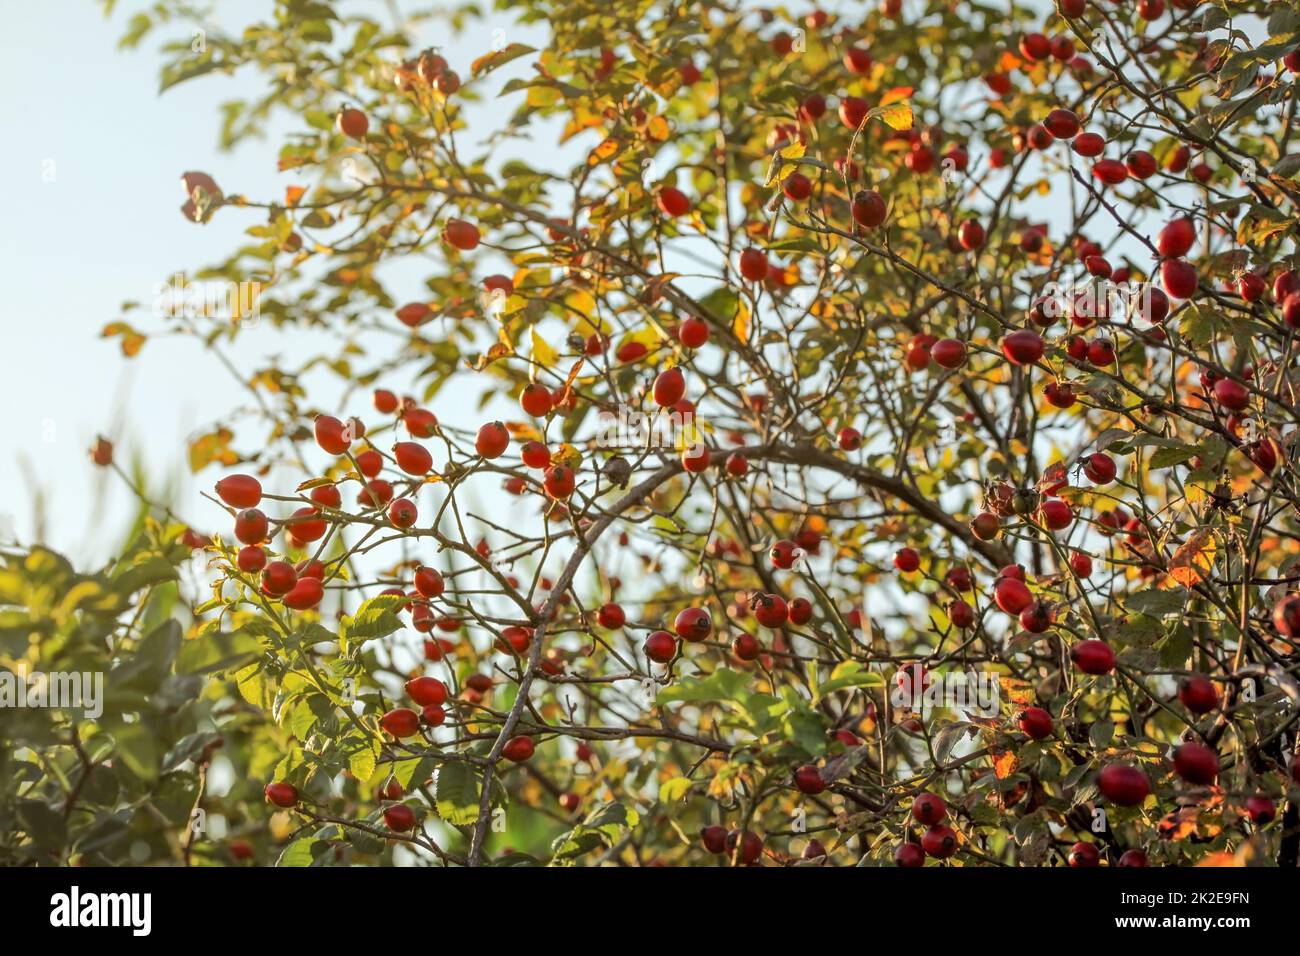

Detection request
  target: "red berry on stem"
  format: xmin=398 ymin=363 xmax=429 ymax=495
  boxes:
xmin=216 ymin=474 xmax=262 ymax=509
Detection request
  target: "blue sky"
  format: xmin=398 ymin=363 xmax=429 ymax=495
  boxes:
xmin=0 ymin=2 xmax=551 ymax=566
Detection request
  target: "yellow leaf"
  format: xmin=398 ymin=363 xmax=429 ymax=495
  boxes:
xmin=551 ymin=443 xmax=583 ymax=469
xmin=766 ymin=141 xmax=806 ymax=187
xmin=565 ymin=289 xmax=606 ymax=335
xmin=188 ymin=428 xmax=238 ymax=473
xmin=530 ymin=327 xmax=557 ymax=368
xmin=733 ymin=301 xmax=751 ymax=344
xmin=878 ymin=102 xmax=914 ymax=131
xmin=526 ymin=84 xmax=560 ymax=108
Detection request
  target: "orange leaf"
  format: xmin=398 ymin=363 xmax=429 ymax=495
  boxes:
xmin=879 ymin=86 xmax=913 ymax=106
xmin=1167 ymin=528 xmax=1215 ymax=588
xmin=992 ymin=749 xmax=1019 ymax=779
xmin=285 ymin=185 xmax=306 ymax=207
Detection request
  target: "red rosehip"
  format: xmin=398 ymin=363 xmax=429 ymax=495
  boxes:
xmin=393 ymin=441 xmax=433 ymax=476
xmin=957 ymin=220 xmax=985 ymax=250
xmin=1072 ymin=132 xmax=1105 ymax=157
xmin=1245 ymin=795 xmax=1276 ymax=824
xmin=502 ymin=736 xmax=535 ymax=762
xmin=1019 ymin=33 xmax=1051 ymax=61
xmin=1173 ymin=741 xmax=1218 ymax=785
xmin=1161 ymin=258 xmax=1199 ymax=300
xmin=673 ymin=607 xmax=713 ymax=641
xmin=283 ymin=577 xmax=324 ymax=610
xmin=405 ymin=676 xmax=447 ymax=707
xmin=895 ymin=842 xmax=925 ymax=867
xmin=1071 ymin=639 xmax=1116 ymax=674
xmin=851 ymin=190 xmax=887 ymax=228
xmin=653 ymin=367 xmax=686 ymax=407
xmin=314 ymin=414 xmax=352 ymax=455
xmin=794 ymin=764 xmax=827 ymax=795
xmin=1001 ymin=329 xmax=1044 ymax=365
xmin=700 ymin=825 xmax=728 ymax=854
xmin=1098 ymin=762 xmax=1150 ymax=806
xmin=1018 ymin=707 xmax=1053 ymax=740
xmin=597 ymin=602 xmax=626 ymax=629
xmin=930 ymin=338 xmax=967 ymax=369
xmin=264 ymin=782 xmax=298 ymax=808
xmin=234 ymin=508 xmax=269 ymax=545
xmin=656 ymin=186 xmax=691 ymax=218
xmin=754 ymin=593 xmax=789 ymax=627
xmin=443 ymin=219 xmax=480 ymax=251
xmin=543 ymin=465 xmax=576 ymax=499
xmin=912 ymin=793 xmax=947 ymax=825
xmin=782 ymin=172 xmax=812 ymax=201
xmin=1068 ymin=842 xmax=1100 ymax=867
xmin=383 ymin=803 xmax=417 ymax=832
xmin=1082 ymin=452 xmax=1116 ymax=484
xmin=1126 ymin=150 xmax=1157 ymax=179
xmin=1177 ymin=674 xmax=1219 ymax=714
xmin=921 ymin=825 xmax=958 ymax=859
xmin=1043 ymin=108 xmax=1080 ymax=139
xmin=678 ymin=316 xmax=709 ymax=348
xmin=1158 ymin=218 xmax=1196 ymax=259
xmin=380 ymin=708 xmax=421 ymax=738
xmin=738 ymin=248 xmax=768 ymax=282
xmin=216 ymin=474 xmax=262 ymax=509
xmin=336 ymin=107 xmax=368 ymax=139
xmin=519 ymin=383 xmax=553 ymax=417
xmin=770 ymin=538 xmax=800 ymax=569
xmin=894 ymin=547 xmax=921 ymax=573
xmin=388 ymin=498 xmax=418 ymax=529
xmin=994 ymin=577 xmax=1033 ymax=614
xmin=644 ymin=630 xmax=678 ymax=663
xmin=475 ymin=421 xmax=509 ymax=458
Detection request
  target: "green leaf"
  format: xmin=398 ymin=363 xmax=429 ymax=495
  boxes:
xmin=277 ymin=838 xmax=320 ymax=867
xmin=551 ymin=801 xmax=640 ymax=863
xmin=434 ymin=761 xmax=481 ymax=826
xmin=342 ymin=594 xmax=404 ymax=645
xmin=1089 ymin=719 xmax=1114 ymax=748
xmin=815 ymin=661 xmax=883 ymax=700
xmin=348 ymin=737 xmax=380 ymax=782
xmin=1148 ymin=444 xmax=1198 ymax=470
xmin=1126 ymin=588 xmax=1186 ymax=617
xmin=175 ymin=631 xmax=262 ymax=674
xmin=657 ymin=668 xmax=750 ymax=705
xmin=1157 ymin=626 xmax=1195 ymax=669
xmin=108 ymin=722 xmax=159 ymax=784
xmin=17 ymin=800 xmax=67 ymax=853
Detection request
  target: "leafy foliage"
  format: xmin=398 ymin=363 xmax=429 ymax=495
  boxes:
xmin=13 ymin=0 xmax=1300 ymax=865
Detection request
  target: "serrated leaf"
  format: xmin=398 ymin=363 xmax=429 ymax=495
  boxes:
xmin=434 ymin=761 xmax=481 ymax=826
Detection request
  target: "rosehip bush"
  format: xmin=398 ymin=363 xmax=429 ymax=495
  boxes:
xmin=17 ymin=0 xmax=1300 ymax=867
